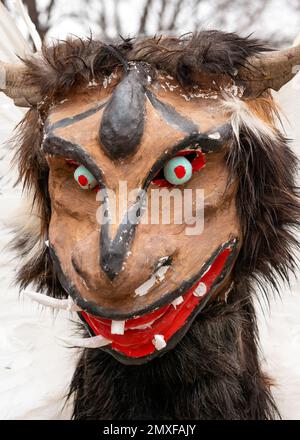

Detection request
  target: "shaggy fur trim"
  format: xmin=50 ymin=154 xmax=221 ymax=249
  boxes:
xmin=10 ymin=109 xmax=66 ymax=297
xmin=226 ymin=118 xmax=300 ymax=297
xmin=20 ymin=31 xmax=270 ymax=101
xmin=130 ymin=31 xmax=270 ymax=86
xmin=8 ymin=189 xmax=44 ymax=266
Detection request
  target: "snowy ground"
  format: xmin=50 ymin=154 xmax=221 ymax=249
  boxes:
xmin=0 ymin=40 xmax=299 ymax=421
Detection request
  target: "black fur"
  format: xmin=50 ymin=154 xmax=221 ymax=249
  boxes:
xmin=228 ymin=127 xmax=300 ymax=296
xmin=21 ymin=31 xmax=270 ymax=100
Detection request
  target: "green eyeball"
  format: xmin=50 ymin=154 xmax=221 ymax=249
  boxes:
xmin=74 ymin=165 xmax=97 ymax=190
xmin=163 ymin=156 xmax=193 ymax=185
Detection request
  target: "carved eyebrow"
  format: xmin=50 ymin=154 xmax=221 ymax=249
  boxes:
xmin=146 ymin=90 xmax=199 ymax=133
xmin=142 ymin=124 xmax=232 ymax=189
xmin=45 ymin=100 xmax=107 ymax=133
xmin=43 ymin=123 xmax=232 ymax=191
xmin=43 ymin=135 xmax=105 ymax=188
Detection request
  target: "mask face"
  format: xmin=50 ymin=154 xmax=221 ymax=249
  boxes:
xmin=43 ymin=67 xmax=241 ymax=363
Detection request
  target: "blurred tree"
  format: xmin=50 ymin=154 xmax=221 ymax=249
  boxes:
xmin=0 ymin=0 xmax=299 ymax=45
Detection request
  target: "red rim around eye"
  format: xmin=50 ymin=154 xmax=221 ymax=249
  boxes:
xmin=66 ymin=159 xmax=80 ymax=168
xmin=152 ymin=150 xmax=206 ymax=187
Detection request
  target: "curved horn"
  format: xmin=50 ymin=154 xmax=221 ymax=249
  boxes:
xmin=238 ymin=44 xmax=300 ymax=97
xmin=0 ymin=60 xmax=41 ymax=107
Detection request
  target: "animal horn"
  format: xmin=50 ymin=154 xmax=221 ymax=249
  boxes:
xmin=0 ymin=60 xmax=41 ymax=107
xmin=238 ymin=44 xmax=300 ymax=97
xmin=24 ymin=290 xmax=82 ymax=311
xmin=57 ymin=335 xmax=112 ymax=349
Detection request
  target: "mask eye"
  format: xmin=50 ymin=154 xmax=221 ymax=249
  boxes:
xmin=164 ymin=156 xmax=192 ymax=185
xmin=74 ymin=165 xmax=97 ymax=190
xmin=152 ymin=150 xmax=206 ymax=187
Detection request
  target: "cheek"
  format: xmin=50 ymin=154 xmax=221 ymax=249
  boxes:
xmin=48 ymin=173 xmax=100 ymax=268
xmin=48 ymin=168 xmax=99 ymax=222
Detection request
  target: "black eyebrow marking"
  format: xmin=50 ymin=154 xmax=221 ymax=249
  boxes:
xmin=45 ymin=100 xmax=107 ymax=133
xmin=146 ymin=90 xmax=199 ymax=134
xmin=43 ymin=135 xmax=105 ymax=188
xmin=142 ymin=124 xmax=233 ymax=189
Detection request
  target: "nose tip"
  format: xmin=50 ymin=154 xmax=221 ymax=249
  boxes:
xmin=100 ymin=217 xmax=137 ymax=282
xmin=100 ymin=249 xmax=123 ymax=281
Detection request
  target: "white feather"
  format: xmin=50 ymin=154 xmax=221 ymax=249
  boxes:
xmin=12 ymin=0 xmax=42 ymax=52
xmin=0 ymin=3 xmax=76 ymax=421
xmin=0 ymin=2 xmax=31 ymax=61
xmin=222 ymin=93 xmax=277 ymax=145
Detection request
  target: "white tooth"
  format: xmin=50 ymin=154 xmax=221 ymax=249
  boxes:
xmin=171 ymin=296 xmax=184 ymax=308
xmin=152 ymin=334 xmax=167 ymax=351
xmin=208 ymin=132 xmax=221 ymax=140
xmin=24 ymin=291 xmax=82 ymax=311
xmin=155 ymin=265 xmax=170 ymax=282
xmin=45 ymin=240 xmax=49 ymax=247
xmin=134 ymin=263 xmax=171 ymax=297
xmin=57 ymin=335 xmax=111 ymax=348
xmin=193 ymin=282 xmax=207 ymax=297
xmin=111 ymin=320 xmax=125 ymax=335
xmin=135 ymin=275 xmax=156 ymax=296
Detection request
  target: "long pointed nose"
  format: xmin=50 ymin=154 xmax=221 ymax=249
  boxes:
xmin=99 ymin=196 xmax=144 ymax=281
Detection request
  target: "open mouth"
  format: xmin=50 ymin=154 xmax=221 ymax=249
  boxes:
xmin=79 ymin=238 xmax=238 ymax=364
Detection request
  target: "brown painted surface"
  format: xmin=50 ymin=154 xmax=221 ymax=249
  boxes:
xmin=45 ymin=72 xmax=241 ymax=315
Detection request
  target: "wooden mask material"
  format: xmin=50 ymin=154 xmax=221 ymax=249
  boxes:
xmin=43 ymin=65 xmax=241 ymax=362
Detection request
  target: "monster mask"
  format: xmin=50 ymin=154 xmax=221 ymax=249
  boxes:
xmin=1 ymin=32 xmax=299 ymax=364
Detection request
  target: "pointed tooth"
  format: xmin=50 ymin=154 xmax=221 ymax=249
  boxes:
xmin=134 ymin=275 xmax=156 ymax=297
xmin=193 ymin=282 xmax=207 ymax=297
xmin=152 ymin=334 xmax=167 ymax=351
xmin=24 ymin=291 xmax=82 ymax=311
xmin=57 ymin=335 xmax=111 ymax=348
xmin=111 ymin=320 xmax=125 ymax=335
xmin=155 ymin=265 xmax=170 ymax=282
xmin=171 ymin=296 xmax=184 ymax=308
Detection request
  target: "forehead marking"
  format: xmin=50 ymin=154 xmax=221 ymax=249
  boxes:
xmin=46 ymin=100 xmax=107 ymax=133
xmin=146 ymin=90 xmax=199 ymax=134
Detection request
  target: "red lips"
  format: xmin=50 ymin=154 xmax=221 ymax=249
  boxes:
xmin=81 ymin=245 xmax=232 ymax=358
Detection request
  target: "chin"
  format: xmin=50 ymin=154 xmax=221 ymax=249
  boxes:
xmin=75 ymin=238 xmax=238 ymax=364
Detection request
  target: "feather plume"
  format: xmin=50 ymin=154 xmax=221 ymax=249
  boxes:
xmin=12 ymin=0 xmax=42 ymax=52
xmin=0 ymin=2 xmax=31 ymax=61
